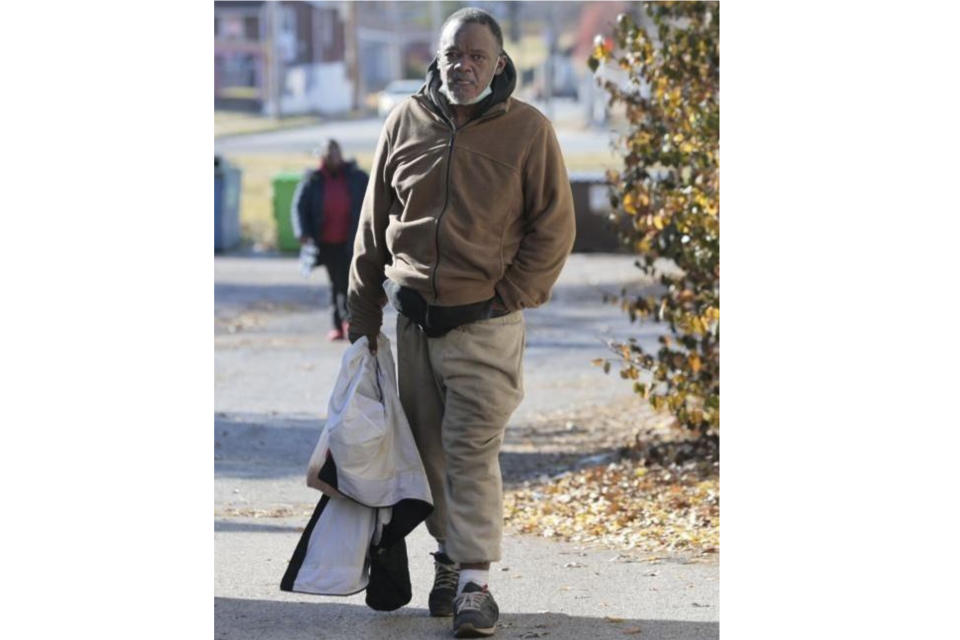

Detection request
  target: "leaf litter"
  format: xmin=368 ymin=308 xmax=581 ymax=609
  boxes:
xmin=502 ymin=396 xmax=718 ymax=556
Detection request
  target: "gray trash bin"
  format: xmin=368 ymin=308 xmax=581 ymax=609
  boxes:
xmin=215 ymin=156 xmax=242 ymax=252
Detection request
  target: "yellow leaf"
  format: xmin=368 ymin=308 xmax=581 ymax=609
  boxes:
xmin=689 ymin=355 xmax=702 ymax=373
xmin=691 ymin=317 xmax=706 ymax=335
xmin=622 ymin=191 xmax=637 ymax=215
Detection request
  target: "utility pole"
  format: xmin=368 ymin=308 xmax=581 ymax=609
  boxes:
xmin=262 ymin=2 xmax=273 ymax=116
xmin=264 ymin=1 xmax=283 ymax=118
xmin=345 ymin=0 xmax=360 ymax=112
xmin=508 ymin=1 xmax=520 ymax=45
xmin=544 ymin=3 xmax=556 ymax=121
xmin=430 ymin=0 xmax=442 ymax=54
xmin=388 ymin=0 xmax=402 ymax=81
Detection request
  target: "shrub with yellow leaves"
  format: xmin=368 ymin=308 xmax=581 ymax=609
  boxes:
xmin=588 ymin=3 xmax=719 ymax=436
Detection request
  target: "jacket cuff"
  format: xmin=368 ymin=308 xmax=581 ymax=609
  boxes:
xmin=494 ymin=277 xmax=530 ymax=312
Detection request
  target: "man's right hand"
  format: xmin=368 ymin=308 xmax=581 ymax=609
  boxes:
xmin=348 ymin=331 xmax=377 ymax=354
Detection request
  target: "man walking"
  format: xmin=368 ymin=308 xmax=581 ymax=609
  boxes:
xmin=347 ymin=8 xmax=575 ymax=637
xmin=293 ymin=139 xmax=369 ymax=340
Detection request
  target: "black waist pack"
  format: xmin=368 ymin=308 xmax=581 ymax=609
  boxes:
xmin=383 ymin=279 xmax=508 ymax=338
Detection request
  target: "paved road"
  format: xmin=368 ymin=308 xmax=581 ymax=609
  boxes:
xmin=214 ymin=253 xmax=718 ymax=639
xmin=213 ymin=113 xmax=616 ymax=159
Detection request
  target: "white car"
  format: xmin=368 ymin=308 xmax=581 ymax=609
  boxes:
xmin=377 ymin=79 xmax=424 ymax=117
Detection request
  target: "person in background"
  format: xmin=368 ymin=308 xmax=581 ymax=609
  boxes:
xmin=292 ymin=139 xmax=369 ymax=340
xmin=347 ymin=7 xmax=575 ymax=637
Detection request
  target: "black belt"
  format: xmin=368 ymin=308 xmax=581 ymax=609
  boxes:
xmin=383 ymin=279 xmax=509 ymax=338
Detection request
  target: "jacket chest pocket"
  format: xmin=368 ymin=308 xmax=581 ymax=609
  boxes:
xmin=447 ymin=150 xmax=523 ymax=236
xmin=390 ymin=143 xmax=448 ymax=210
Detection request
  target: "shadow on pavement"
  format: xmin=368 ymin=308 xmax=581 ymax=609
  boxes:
xmin=214 ymin=520 xmax=304 ymax=534
xmin=547 ymin=279 xmax=662 ymax=305
xmin=215 ymin=413 xmax=322 ymax=480
xmin=215 ymin=282 xmax=325 ymax=310
xmin=215 ymin=412 xmax=632 ymax=484
xmin=214 ymin=598 xmax=718 ymax=640
xmin=499 ymin=450 xmax=617 ymax=487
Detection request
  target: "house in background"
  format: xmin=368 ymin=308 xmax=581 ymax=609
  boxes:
xmin=354 ymin=1 xmax=436 ymax=99
xmin=213 ymin=0 xmax=643 ymax=121
xmin=214 ymin=0 xmax=351 ymax=116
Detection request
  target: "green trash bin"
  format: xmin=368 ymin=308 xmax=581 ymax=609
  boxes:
xmin=272 ymin=171 xmax=305 ymax=252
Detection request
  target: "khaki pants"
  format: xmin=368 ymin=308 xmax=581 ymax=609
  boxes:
xmin=396 ymin=311 xmax=525 ymax=564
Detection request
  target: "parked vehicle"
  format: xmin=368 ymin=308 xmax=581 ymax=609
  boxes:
xmin=377 ymin=79 xmax=424 ymax=117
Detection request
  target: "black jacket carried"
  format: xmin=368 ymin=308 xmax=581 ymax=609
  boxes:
xmin=292 ymin=161 xmax=369 ymax=253
xmin=279 ymin=335 xmax=433 ymax=611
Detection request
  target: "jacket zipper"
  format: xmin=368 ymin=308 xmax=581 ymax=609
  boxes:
xmin=427 ymin=103 xmax=505 ymax=304
xmin=432 ymin=128 xmax=456 ymax=303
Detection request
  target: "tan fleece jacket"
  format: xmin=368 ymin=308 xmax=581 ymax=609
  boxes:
xmin=347 ymin=89 xmax=576 ymax=339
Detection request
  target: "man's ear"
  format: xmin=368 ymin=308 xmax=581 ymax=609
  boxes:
xmin=494 ymin=54 xmax=506 ymax=75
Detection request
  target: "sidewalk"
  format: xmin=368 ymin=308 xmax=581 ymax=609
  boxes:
xmin=214 ymin=253 xmax=719 ymax=639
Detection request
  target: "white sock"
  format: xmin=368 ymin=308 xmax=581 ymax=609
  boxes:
xmin=458 ymin=569 xmax=489 ymax=593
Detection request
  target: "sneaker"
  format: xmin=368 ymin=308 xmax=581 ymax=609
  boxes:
xmin=428 ymin=551 xmax=459 ymax=617
xmin=453 ymin=582 xmax=499 ymax=637
xmin=327 ymin=328 xmax=345 ymax=341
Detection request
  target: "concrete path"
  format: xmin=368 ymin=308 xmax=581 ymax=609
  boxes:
xmin=214 ymin=253 xmax=718 ymax=639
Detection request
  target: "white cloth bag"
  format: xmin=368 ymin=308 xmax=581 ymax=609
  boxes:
xmin=288 ymin=334 xmax=432 ymax=595
xmin=305 ymin=334 xmax=432 ymax=508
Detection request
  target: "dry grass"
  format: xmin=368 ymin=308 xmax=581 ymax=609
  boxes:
xmin=214 ymin=111 xmax=321 ymax=138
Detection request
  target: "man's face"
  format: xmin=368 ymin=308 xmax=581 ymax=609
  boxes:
xmin=437 ymin=20 xmax=505 ymax=105
xmin=323 ymin=142 xmax=342 ymax=170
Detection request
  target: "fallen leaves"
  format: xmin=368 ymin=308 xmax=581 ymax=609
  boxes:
xmin=219 ymin=504 xmax=313 ymax=519
xmin=214 ymin=310 xmax=266 ymax=334
xmin=504 ymin=455 xmax=718 ymax=556
xmin=502 ymin=396 xmax=719 ymax=556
